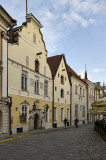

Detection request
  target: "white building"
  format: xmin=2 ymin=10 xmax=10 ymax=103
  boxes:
xmin=67 ymin=65 xmax=87 ymax=125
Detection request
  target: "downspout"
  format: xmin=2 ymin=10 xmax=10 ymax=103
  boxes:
xmin=70 ymin=85 xmax=71 ymax=125
xmin=52 ymin=77 xmax=54 ymax=128
xmin=7 ymin=29 xmax=12 ymax=135
xmin=8 ymin=96 xmax=12 ymax=135
xmin=87 ymin=85 xmax=88 ymax=123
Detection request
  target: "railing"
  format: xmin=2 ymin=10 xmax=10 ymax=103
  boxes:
xmin=94 ymin=120 xmax=106 ymax=141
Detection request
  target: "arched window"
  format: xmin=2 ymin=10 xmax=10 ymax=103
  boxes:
xmin=61 ymin=76 xmax=64 ymax=84
xmin=61 ymin=89 xmax=64 ymax=98
xmin=35 ymin=60 xmax=39 ymax=72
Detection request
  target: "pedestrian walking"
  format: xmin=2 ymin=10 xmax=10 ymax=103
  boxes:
xmin=75 ymin=118 xmax=78 ymax=128
xmin=64 ymin=118 xmax=67 ymax=127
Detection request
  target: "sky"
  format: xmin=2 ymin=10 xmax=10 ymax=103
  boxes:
xmin=1 ymin=0 xmax=106 ymax=85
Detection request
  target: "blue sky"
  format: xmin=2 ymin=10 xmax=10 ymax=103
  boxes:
xmin=1 ymin=0 xmax=106 ymax=85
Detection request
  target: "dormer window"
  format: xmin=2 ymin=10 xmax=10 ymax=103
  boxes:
xmin=35 ymin=60 xmax=39 ymax=72
xmin=61 ymin=76 xmax=64 ymax=85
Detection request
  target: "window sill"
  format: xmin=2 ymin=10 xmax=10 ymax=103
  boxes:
xmin=21 ymin=122 xmax=28 ymax=124
xmin=35 ymin=93 xmax=40 ymax=95
xmin=21 ymin=89 xmax=28 ymax=92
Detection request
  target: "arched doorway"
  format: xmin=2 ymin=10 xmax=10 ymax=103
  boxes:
xmin=34 ymin=113 xmax=39 ymax=129
xmin=0 ymin=110 xmax=3 ymax=132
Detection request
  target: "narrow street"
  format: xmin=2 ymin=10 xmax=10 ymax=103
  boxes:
xmin=0 ymin=125 xmax=106 ymax=160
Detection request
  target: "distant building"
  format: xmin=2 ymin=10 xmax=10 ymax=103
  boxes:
xmin=0 ymin=5 xmax=16 ymax=133
xmin=84 ymin=68 xmax=95 ymax=123
xmin=67 ymin=65 xmax=87 ymax=125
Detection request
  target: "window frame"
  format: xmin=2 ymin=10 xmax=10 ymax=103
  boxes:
xmin=44 ymin=80 xmax=48 ymax=97
xmin=61 ymin=108 xmax=64 ymax=121
xmin=21 ymin=70 xmax=27 ymax=91
xmin=75 ymin=104 xmax=78 ymax=117
xmin=35 ymin=76 xmax=39 ymax=94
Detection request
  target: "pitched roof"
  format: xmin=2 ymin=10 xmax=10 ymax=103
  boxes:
xmin=67 ymin=65 xmax=87 ymax=85
xmin=47 ymin=54 xmax=63 ymax=78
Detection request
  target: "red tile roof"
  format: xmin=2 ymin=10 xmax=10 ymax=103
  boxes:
xmin=47 ymin=54 xmax=64 ymax=78
xmin=67 ymin=65 xmax=87 ymax=85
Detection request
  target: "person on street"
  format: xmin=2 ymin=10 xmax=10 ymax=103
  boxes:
xmin=75 ymin=118 xmax=79 ymax=128
xmin=64 ymin=118 xmax=67 ymax=127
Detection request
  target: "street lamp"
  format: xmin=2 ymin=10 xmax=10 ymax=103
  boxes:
xmin=33 ymin=102 xmax=36 ymax=111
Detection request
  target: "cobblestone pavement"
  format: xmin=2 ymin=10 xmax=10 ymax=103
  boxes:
xmin=0 ymin=125 xmax=106 ymax=160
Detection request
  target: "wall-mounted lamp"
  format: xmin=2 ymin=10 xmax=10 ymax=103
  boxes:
xmin=15 ymin=107 xmax=19 ymax=111
xmin=33 ymin=102 xmax=36 ymax=111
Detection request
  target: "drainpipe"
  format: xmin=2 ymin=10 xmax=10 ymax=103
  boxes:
xmin=70 ymin=85 xmax=72 ymax=126
xmin=8 ymin=96 xmax=12 ymax=135
xmin=52 ymin=78 xmax=54 ymax=128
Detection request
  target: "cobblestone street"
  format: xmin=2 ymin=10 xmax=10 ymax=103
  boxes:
xmin=0 ymin=125 xmax=106 ymax=160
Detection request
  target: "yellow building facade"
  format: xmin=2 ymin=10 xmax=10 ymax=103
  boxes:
xmin=48 ymin=55 xmax=72 ymax=127
xmin=8 ymin=14 xmax=53 ymax=134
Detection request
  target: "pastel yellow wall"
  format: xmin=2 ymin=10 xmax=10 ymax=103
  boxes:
xmin=54 ymin=57 xmax=71 ymax=104
xmin=9 ymin=94 xmax=52 ymax=127
xmin=54 ymin=102 xmax=70 ymax=123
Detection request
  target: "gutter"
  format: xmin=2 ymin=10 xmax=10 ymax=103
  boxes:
xmin=52 ymin=78 xmax=54 ymax=127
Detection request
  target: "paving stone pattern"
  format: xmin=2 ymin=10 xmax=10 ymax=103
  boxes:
xmin=0 ymin=125 xmax=106 ymax=160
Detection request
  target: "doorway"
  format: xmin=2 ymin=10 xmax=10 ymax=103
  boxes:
xmin=0 ymin=110 xmax=3 ymax=132
xmin=34 ymin=113 xmax=39 ymax=129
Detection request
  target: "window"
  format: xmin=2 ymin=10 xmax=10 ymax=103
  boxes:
xmin=82 ymin=106 xmax=85 ymax=117
xmin=35 ymin=76 xmax=39 ymax=94
xmin=65 ymin=77 xmax=67 ymax=81
xmin=80 ymin=87 xmax=82 ymax=95
xmin=67 ymin=91 xmax=69 ymax=95
xmin=21 ymin=104 xmax=28 ymax=123
xmin=54 ymin=107 xmax=57 ymax=121
xmin=44 ymin=80 xmax=48 ymax=96
xmin=21 ymin=71 xmax=27 ymax=91
xmin=35 ymin=60 xmax=39 ymax=72
xmin=75 ymin=105 xmax=78 ymax=117
xmin=26 ymin=56 xmax=29 ymax=67
xmin=67 ymin=108 xmax=70 ymax=120
xmin=61 ymin=108 xmax=64 ymax=121
xmin=44 ymin=105 xmax=49 ymax=122
xmin=33 ymin=33 xmax=36 ymax=43
xmin=44 ymin=67 xmax=46 ymax=76
xmin=61 ymin=89 xmax=64 ymax=98
xmin=55 ymin=87 xmax=57 ymax=91
xmin=58 ymin=73 xmax=59 ymax=77
xmin=61 ymin=76 xmax=64 ymax=84
xmin=75 ymin=85 xmax=77 ymax=94
xmin=83 ymin=89 xmax=85 ymax=96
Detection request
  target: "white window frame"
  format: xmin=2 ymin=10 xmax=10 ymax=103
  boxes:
xmin=75 ymin=85 xmax=77 ymax=94
xmin=44 ymin=105 xmax=49 ymax=122
xmin=82 ymin=105 xmax=85 ymax=117
xmin=21 ymin=70 xmax=27 ymax=91
xmin=44 ymin=80 xmax=48 ymax=97
xmin=21 ymin=103 xmax=29 ymax=123
xmin=75 ymin=104 xmax=78 ymax=117
xmin=61 ymin=108 xmax=64 ymax=121
xmin=54 ymin=107 xmax=57 ymax=121
xmin=67 ymin=108 xmax=70 ymax=120
xmin=35 ymin=76 xmax=39 ymax=94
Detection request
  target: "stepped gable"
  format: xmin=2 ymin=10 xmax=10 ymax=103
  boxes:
xmin=47 ymin=54 xmax=64 ymax=79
